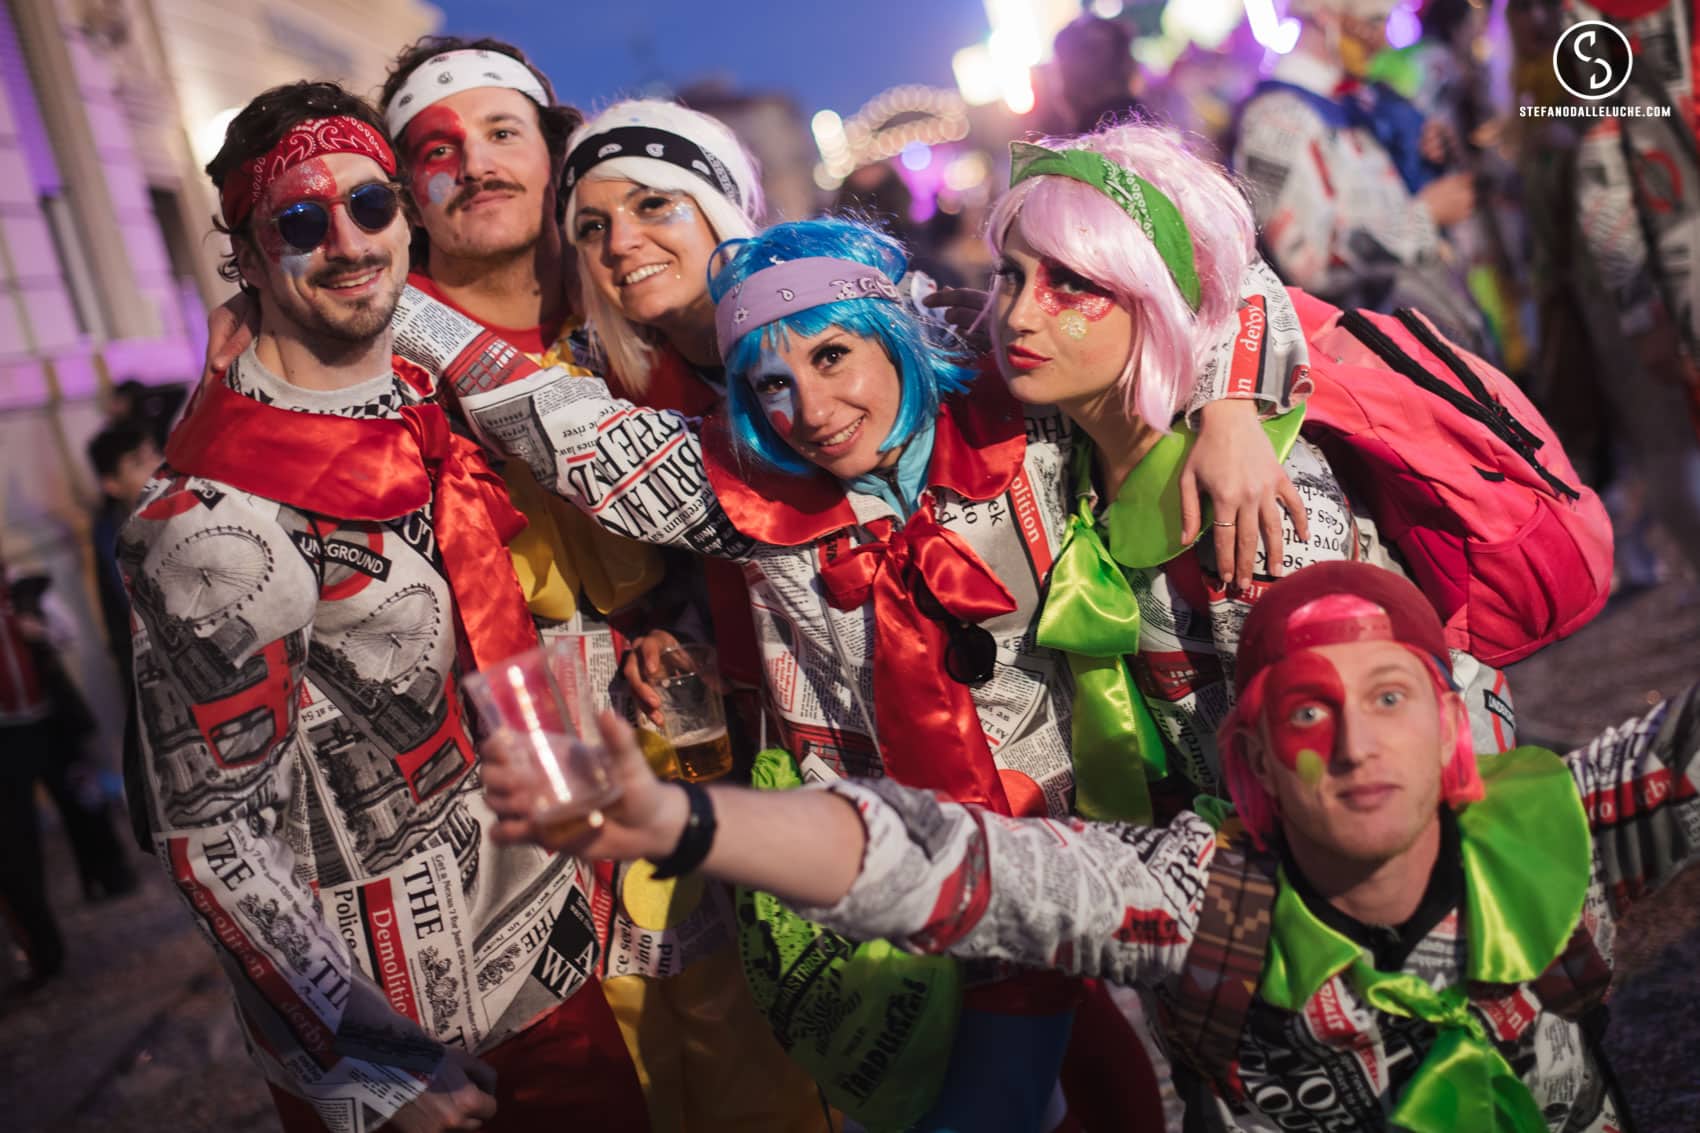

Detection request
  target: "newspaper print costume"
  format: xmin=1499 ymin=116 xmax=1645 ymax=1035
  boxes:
xmin=1569 ymin=0 xmax=1700 ymax=351
xmin=122 ymin=349 xmax=605 ymax=1129
xmin=388 ymin=268 xmax=1296 ymax=821
xmin=795 ymin=687 xmax=1700 ymax=1132
xmin=1233 ymin=53 xmax=1487 ymax=349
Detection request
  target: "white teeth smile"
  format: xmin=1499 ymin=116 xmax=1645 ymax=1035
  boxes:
xmin=621 ymin=264 xmax=668 ymax=286
xmin=325 ymin=270 xmax=379 ymax=290
xmin=818 ymin=417 xmax=863 ymax=447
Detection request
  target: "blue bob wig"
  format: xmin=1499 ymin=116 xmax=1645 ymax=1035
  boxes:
xmin=709 ymin=217 xmax=976 ymax=477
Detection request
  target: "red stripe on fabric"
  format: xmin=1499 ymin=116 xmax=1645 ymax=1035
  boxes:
xmin=168 ymin=837 xmax=339 ymax=1068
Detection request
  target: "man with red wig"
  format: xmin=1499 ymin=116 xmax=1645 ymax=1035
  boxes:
xmin=121 ymin=81 xmax=645 ymax=1132
xmin=486 ymin=559 xmax=1700 ymax=1132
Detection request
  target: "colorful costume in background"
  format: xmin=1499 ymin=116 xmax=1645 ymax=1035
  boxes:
xmin=1233 ymin=53 xmax=1489 ymax=352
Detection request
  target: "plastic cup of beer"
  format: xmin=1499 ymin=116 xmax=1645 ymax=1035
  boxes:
xmin=651 ymin=643 xmax=734 ymax=782
xmin=461 ymin=640 xmax=622 ymax=808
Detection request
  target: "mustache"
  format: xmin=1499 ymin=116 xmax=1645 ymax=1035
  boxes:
xmin=310 ymin=254 xmax=391 ymax=287
xmin=447 ymin=178 xmax=526 ymax=214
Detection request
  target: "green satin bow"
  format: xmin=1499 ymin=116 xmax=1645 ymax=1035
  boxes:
xmin=1037 ymin=474 xmax=1165 ymax=823
xmin=1260 ymin=747 xmax=1591 ymax=1133
xmin=1037 ymin=409 xmax=1306 ymax=822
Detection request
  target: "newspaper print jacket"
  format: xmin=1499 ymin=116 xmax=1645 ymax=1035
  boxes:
xmin=1568 ymin=0 xmax=1700 ymax=354
xmin=1233 ymin=57 xmax=1487 ymax=350
xmin=391 ymin=269 xmax=1298 ymax=821
xmin=121 ymin=350 xmax=603 ymax=1129
xmin=797 ymin=685 xmax=1700 ymax=1132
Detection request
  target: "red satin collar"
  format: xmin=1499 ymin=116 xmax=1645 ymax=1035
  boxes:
xmin=165 ymin=361 xmax=439 ymax=521
xmin=702 ymin=372 xmax=1027 ymax=547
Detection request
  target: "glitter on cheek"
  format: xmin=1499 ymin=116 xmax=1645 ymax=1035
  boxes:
xmin=426 ymin=172 xmax=456 ymax=205
xmin=280 ymin=252 xmax=312 ymax=278
xmin=1294 ymin=748 xmax=1326 ymax=787
xmin=662 ymin=201 xmax=697 ymax=225
xmin=1059 ymin=309 xmax=1088 ymax=340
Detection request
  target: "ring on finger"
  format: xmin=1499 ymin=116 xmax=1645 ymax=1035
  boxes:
xmin=1212 ymin=520 xmax=1237 ymax=528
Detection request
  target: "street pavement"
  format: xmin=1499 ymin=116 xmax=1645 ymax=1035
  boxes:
xmin=2 ymin=567 xmax=1697 ymax=1132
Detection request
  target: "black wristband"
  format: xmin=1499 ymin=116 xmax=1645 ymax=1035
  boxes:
xmin=648 ymin=781 xmax=716 ymax=880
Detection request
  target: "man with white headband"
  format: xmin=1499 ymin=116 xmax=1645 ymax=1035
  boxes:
xmin=484 ymin=559 xmax=1700 ymax=1133
xmin=378 ymin=42 xmax=823 ymax=1133
xmin=123 ymin=80 xmax=648 ymax=1133
xmin=1233 ymin=0 xmax=1490 ymax=353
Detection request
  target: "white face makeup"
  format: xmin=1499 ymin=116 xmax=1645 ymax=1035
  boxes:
xmin=745 ymin=325 xmax=904 ymax=480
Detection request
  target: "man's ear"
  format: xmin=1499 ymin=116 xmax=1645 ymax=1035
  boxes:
xmin=232 ymin=233 xmax=265 ymax=292
xmin=1438 ymin=689 xmax=1466 ymax=768
xmin=1242 ymin=723 xmax=1278 ymax=795
xmin=99 ymin=475 xmax=122 ymax=500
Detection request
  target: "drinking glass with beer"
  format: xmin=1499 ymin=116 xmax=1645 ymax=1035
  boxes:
xmin=461 ymin=641 xmax=622 ymax=807
xmin=648 ymin=643 xmax=734 ymax=782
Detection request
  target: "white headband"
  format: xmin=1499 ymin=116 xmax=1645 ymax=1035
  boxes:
xmin=386 ymin=49 xmax=549 ymax=137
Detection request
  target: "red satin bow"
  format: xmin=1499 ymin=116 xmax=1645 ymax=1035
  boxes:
xmin=818 ymin=503 xmax=1018 ymax=814
xmin=165 ymin=365 xmax=536 ymax=673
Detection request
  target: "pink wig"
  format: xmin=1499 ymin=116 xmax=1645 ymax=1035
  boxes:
xmin=987 ymin=121 xmax=1257 ymax=432
xmin=1217 ymin=649 xmax=1486 ymax=851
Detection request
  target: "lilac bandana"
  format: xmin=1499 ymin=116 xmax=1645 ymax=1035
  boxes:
xmin=714 ymin=257 xmax=902 ymax=361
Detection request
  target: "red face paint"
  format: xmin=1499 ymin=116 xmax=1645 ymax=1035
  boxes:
xmin=403 ymin=105 xmax=467 ymax=209
xmin=1033 ymin=260 xmax=1115 ymax=322
xmin=1261 ymin=651 xmax=1345 ymax=784
xmin=257 ymin=157 xmax=337 ymax=261
xmin=768 ymin=409 xmax=793 ymax=436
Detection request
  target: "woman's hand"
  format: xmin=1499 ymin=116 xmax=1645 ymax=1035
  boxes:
xmin=1181 ymin=399 xmax=1309 ymax=593
xmin=205 ymin=292 xmax=259 ymax=377
xmin=482 ymin=709 xmax=686 ymax=862
xmin=923 ymin=288 xmax=991 ymax=356
xmin=621 ymin=630 xmax=686 ymax=725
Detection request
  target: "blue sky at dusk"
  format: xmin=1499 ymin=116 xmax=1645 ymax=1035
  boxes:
xmin=429 ymin=0 xmax=994 ymax=117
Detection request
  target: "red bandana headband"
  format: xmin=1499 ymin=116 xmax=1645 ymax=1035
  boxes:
xmin=220 ymin=116 xmax=397 ymax=228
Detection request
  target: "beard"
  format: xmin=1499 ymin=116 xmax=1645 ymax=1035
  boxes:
xmin=292 ymin=256 xmax=403 ymax=347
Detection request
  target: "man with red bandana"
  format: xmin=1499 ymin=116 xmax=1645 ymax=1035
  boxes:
xmin=486 ymin=559 xmax=1700 ymax=1132
xmin=120 ymin=81 xmax=645 ymax=1132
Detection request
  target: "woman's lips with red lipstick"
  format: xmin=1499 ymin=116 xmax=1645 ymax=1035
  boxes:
xmin=1006 ymin=344 xmax=1050 ymax=371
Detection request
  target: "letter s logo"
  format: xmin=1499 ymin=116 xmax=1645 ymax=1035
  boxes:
xmin=1554 ymin=20 xmax=1632 ymax=101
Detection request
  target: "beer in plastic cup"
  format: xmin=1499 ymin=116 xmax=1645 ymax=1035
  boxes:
xmin=650 ymin=643 xmax=733 ymax=782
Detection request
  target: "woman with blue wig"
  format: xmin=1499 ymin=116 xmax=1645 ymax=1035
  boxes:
xmin=393 ymin=212 xmax=1304 ymax=1131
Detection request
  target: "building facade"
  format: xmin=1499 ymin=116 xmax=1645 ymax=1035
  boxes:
xmin=0 ymin=0 xmax=438 ymax=768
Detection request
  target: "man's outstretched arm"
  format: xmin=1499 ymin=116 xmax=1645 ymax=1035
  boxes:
xmin=484 ymin=713 xmax=1213 ymax=987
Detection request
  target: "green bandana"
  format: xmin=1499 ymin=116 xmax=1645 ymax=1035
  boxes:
xmin=1260 ymin=746 xmax=1592 ymax=1133
xmin=1009 ymin=141 xmax=1203 ymax=311
xmin=1036 ymin=410 xmax=1305 ymax=820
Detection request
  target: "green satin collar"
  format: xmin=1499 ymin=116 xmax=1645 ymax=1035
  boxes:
xmin=1260 ymin=746 xmax=1591 ymax=1133
xmin=1102 ymin=407 xmax=1306 ymax=569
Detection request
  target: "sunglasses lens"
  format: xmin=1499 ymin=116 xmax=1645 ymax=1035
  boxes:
xmin=275 ymin=202 xmax=330 ymax=251
xmin=945 ymin=625 xmax=997 ymax=686
xmin=349 ymin=184 xmax=400 ymax=232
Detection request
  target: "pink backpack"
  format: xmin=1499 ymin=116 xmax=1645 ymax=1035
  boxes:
xmin=1291 ymin=289 xmax=1613 ymax=667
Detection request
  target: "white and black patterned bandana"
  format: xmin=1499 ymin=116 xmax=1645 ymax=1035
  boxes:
xmin=563 ymin=126 xmax=743 ymax=208
xmin=386 ymin=49 xmax=548 ymax=137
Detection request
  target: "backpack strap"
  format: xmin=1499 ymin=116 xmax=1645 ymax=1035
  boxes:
xmin=1336 ymin=308 xmax=1582 ymax=501
xmin=1160 ymin=831 xmax=1279 ymax=1102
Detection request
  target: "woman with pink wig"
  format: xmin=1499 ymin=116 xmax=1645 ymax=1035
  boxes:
xmin=984 ymin=121 xmax=1515 ymax=826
